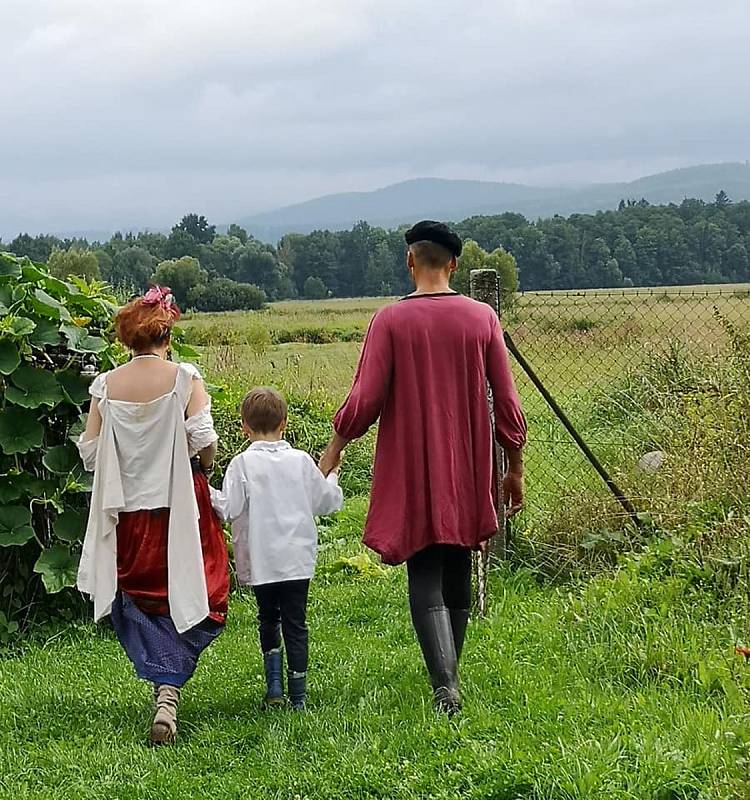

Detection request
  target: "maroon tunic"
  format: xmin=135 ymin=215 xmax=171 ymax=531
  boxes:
xmin=334 ymin=293 xmax=526 ymax=565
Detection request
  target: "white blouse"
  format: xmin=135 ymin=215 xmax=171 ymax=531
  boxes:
xmin=76 ymin=362 xmax=218 ymax=633
xmin=210 ymin=440 xmax=343 ymax=586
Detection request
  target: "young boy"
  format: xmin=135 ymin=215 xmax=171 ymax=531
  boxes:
xmin=210 ymin=387 xmax=343 ymax=710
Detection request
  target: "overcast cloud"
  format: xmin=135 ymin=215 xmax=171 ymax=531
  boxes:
xmin=1 ymin=0 xmax=748 ymax=237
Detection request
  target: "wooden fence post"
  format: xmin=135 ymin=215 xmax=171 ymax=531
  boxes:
xmin=470 ymin=268 xmax=508 ymax=615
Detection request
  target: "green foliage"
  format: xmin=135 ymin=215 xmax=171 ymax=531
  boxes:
xmin=303 ymin=275 xmax=328 ymax=299
xmin=6 ymin=196 xmax=750 ymax=302
xmin=173 ymin=213 xmax=216 ymax=245
xmin=188 ymin=277 xmax=266 ymax=312
xmin=453 ymin=239 xmax=519 ymax=309
xmin=47 ymin=248 xmax=101 ymax=281
xmin=152 ymin=256 xmax=207 ymax=307
xmin=323 ymin=552 xmax=387 ymax=579
xmin=103 ymin=245 xmax=156 ymax=293
xmin=210 ymin=382 xmax=372 ymax=497
xmin=0 ymin=252 xmax=121 ymax=637
xmin=1 ymin=561 xmax=748 ymax=794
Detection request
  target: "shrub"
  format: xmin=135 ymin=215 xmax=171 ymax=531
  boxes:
xmin=245 ymin=318 xmax=272 ymax=355
xmin=0 ymin=253 xmax=123 ymax=641
xmin=153 ymin=256 xmax=207 ymax=307
xmin=190 ymin=278 xmax=266 ymax=312
xmin=47 ymin=248 xmax=101 ymax=282
xmin=303 ymin=276 xmax=329 ymax=300
xmin=453 ymin=239 xmax=519 ymax=311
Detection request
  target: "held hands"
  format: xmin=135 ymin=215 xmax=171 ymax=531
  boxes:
xmin=318 ymin=446 xmax=342 ymax=477
xmin=319 ymin=432 xmax=349 ymax=476
xmin=503 ymin=470 xmax=524 ymax=518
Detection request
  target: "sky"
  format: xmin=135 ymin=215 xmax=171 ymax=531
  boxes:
xmin=1 ymin=0 xmax=748 ymax=238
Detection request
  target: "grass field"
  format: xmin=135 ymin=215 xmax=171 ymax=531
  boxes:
xmin=2 ymin=524 xmax=749 ymax=799
xmin=1 ymin=286 xmax=749 ymax=798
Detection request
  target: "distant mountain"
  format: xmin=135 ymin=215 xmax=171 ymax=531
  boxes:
xmin=238 ymin=162 xmax=750 ymax=242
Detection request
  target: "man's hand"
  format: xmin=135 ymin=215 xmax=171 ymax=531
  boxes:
xmin=503 ymin=470 xmax=524 ymax=518
xmin=319 ymin=446 xmax=342 ymax=477
xmin=319 ymin=432 xmax=349 ymax=477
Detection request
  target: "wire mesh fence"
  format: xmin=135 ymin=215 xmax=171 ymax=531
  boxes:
xmin=502 ymin=285 xmax=750 ymax=558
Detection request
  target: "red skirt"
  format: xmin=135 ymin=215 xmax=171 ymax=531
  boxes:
xmin=116 ymin=468 xmax=229 ymax=624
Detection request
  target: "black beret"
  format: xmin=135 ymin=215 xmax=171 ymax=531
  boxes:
xmin=404 ymin=220 xmax=463 ymax=258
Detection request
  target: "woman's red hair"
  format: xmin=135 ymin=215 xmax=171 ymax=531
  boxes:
xmin=114 ymin=298 xmax=181 ymax=352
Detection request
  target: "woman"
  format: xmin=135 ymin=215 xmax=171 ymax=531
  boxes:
xmin=77 ymin=286 xmax=229 ymax=745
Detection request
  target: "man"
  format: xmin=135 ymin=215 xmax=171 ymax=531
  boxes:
xmin=319 ymin=220 xmax=526 ymax=715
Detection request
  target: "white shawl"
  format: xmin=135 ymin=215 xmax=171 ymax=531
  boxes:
xmin=76 ymin=363 xmax=214 ymax=634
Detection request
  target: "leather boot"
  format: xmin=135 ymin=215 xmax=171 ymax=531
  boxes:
xmin=150 ymin=684 xmax=180 ymax=745
xmin=411 ymin=605 xmax=461 ymax=716
xmin=287 ymin=670 xmax=306 ymax=711
xmin=449 ymin=608 xmax=470 ymax=663
xmin=262 ymin=648 xmax=285 ymax=708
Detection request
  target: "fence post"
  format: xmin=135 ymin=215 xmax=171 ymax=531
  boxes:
xmin=470 ymin=269 xmax=508 ymax=616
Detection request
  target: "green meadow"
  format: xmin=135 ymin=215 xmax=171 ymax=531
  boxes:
xmin=1 ymin=287 xmax=749 ymax=798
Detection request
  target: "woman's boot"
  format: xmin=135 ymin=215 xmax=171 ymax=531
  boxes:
xmin=262 ymin=648 xmax=285 ymax=708
xmin=411 ymin=605 xmax=461 ymax=716
xmin=150 ymin=684 xmax=180 ymax=745
xmin=287 ymin=670 xmax=306 ymax=711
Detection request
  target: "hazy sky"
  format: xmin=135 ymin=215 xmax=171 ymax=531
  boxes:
xmin=1 ymin=0 xmax=748 ymax=237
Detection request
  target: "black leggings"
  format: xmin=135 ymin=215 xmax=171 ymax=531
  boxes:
xmin=252 ymin=579 xmax=310 ymax=673
xmin=406 ymin=544 xmax=472 ymax=617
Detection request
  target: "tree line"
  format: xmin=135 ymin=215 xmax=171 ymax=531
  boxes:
xmin=2 ymin=192 xmax=748 ymax=309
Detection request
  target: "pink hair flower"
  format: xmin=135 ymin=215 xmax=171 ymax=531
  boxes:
xmin=142 ymin=285 xmax=180 ymax=318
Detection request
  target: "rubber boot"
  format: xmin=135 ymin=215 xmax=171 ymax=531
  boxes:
xmin=262 ymin=648 xmax=285 ymax=708
xmin=287 ymin=670 xmax=307 ymax=711
xmin=449 ymin=608 xmax=470 ymax=664
xmin=411 ymin=605 xmax=461 ymax=716
xmin=150 ymin=684 xmax=180 ymax=745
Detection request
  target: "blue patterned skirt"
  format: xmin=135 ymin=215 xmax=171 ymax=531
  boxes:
xmin=110 ymin=591 xmax=223 ymax=687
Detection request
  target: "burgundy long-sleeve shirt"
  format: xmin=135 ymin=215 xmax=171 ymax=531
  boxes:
xmin=334 ymin=293 xmax=526 ymax=565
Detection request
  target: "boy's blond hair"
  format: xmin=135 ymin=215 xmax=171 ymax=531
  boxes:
xmin=241 ymin=387 xmax=287 ymax=433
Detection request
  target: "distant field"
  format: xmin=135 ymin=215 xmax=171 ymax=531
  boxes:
xmin=183 ymin=284 xmax=749 ymax=560
xmin=181 ymin=284 xmax=750 ymax=346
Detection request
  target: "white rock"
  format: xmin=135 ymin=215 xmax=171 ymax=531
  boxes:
xmin=638 ymin=450 xmax=665 ymax=473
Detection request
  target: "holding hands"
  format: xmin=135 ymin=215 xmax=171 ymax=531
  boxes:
xmin=319 ymin=432 xmax=349 ymax=477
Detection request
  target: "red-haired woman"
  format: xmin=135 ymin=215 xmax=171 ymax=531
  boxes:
xmin=77 ymin=286 xmax=229 ymax=745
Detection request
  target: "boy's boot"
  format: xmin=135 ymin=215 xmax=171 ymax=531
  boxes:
xmin=150 ymin=684 xmax=180 ymax=745
xmin=262 ymin=647 xmax=285 ymax=708
xmin=411 ymin=605 xmax=462 ymax=717
xmin=449 ymin=608 xmax=470 ymax=664
xmin=287 ymin=670 xmax=307 ymax=711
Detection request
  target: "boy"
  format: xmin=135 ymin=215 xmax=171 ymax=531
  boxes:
xmin=211 ymin=387 xmax=343 ymax=710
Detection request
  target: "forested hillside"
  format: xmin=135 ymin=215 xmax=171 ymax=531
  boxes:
xmin=3 ymin=194 xmax=748 ymax=306
xmin=239 ymin=163 xmax=750 ymax=241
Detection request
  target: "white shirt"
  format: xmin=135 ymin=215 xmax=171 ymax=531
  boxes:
xmin=76 ymin=362 xmax=217 ymax=633
xmin=211 ymin=440 xmax=343 ymax=586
